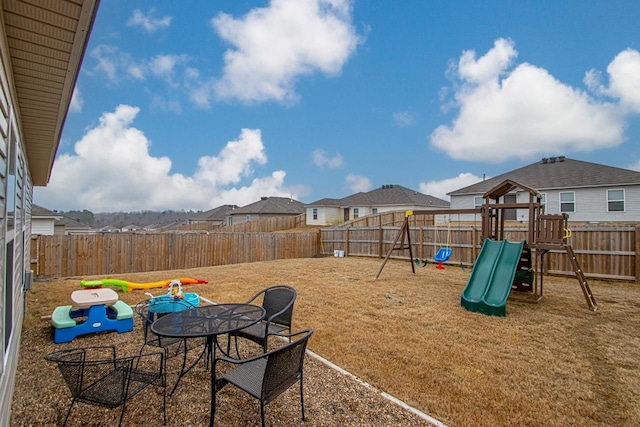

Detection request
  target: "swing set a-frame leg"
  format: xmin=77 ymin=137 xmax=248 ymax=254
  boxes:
xmin=374 ymin=217 xmax=414 ymax=280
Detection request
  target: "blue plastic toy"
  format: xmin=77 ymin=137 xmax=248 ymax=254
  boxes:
xmin=434 ymin=247 xmax=452 ymax=269
xmin=51 ymin=289 xmax=134 ymax=344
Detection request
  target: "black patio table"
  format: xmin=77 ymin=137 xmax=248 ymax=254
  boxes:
xmin=151 ymin=303 xmax=266 ymax=426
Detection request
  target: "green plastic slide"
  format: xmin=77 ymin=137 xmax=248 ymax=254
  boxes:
xmin=461 ymin=239 xmax=525 ymax=316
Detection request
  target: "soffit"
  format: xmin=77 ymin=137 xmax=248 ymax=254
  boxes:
xmin=2 ymin=0 xmax=100 ymax=185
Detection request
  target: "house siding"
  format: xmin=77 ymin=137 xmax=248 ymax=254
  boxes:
xmin=544 ymin=186 xmax=640 ymax=222
xmin=306 ymin=207 xmax=342 ymax=226
xmin=451 ymin=185 xmax=640 ymax=223
xmin=31 ymin=219 xmax=55 ymax=235
xmin=0 ymin=25 xmax=33 ymax=426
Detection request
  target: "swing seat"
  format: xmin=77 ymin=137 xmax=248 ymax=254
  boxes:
xmin=434 ymin=248 xmax=452 ymax=262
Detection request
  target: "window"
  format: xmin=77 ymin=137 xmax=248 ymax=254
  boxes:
xmin=353 ymin=208 xmax=359 ymax=219
xmin=312 ymin=208 xmax=318 ymax=220
xmin=246 ymin=215 xmax=251 ymax=222
xmin=474 ymin=196 xmax=483 ymax=208
xmin=560 ymin=192 xmax=575 ymax=213
xmin=372 ymin=208 xmax=378 ymax=214
xmin=607 ymin=189 xmax=625 ymax=212
xmin=227 ymin=217 xmax=232 ymax=226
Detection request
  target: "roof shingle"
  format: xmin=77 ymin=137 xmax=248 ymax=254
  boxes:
xmin=448 ymin=157 xmax=640 ymax=196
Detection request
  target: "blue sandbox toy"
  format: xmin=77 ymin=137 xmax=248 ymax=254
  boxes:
xmin=149 ymin=292 xmax=200 ymax=314
xmin=52 ymin=301 xmax=134 ymax=344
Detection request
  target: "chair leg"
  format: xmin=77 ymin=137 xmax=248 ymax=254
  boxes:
xmin=62 ymin=399 xmax=76 ymax=427
xmin=300 ymin=374 xmax=306 ymax=421
xmin=118 ymin=402 xmax=127 ymax=427
xmin=162 ymin=373 xmax=167 ymax=425
xmin=260 ymin=401 xmax=266 ymax=427
xmin=169 ymin=341 xmax=189 ymax=395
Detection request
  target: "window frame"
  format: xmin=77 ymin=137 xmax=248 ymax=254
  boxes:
xmin=474 ymin=196 xmax=483 ymax=209
xmin=312 ymin=208 xmax=318 ymax=220
xmin=353 ymin=208 xmax=359 ymax=219
xmin=607 ymin=189 xmax=625 ymax=212
xmin=559 ymin=191 xmax=575 ymax=213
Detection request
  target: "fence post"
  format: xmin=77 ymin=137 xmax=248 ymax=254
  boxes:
xmin=636 ymin=225 xmax=640 ymax=283
xmin=345 ymin=228 xmax=349 ymax=256
xmin=378 ymin=225 xmax=383 ymax=258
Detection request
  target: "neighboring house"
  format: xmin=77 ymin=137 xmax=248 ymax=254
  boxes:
xmin=120 ymin=224 xmax=142 ymax=232
xmin=306 ymin=184 xmax=450 ymax=226
xmin=30 ymin=205 xmax=63 ymax=236
xmin=0 ymin=1 xmax=100 ymax=424
xmin=99 ymin=225 xmax=120 ymax=233
xmin=228 ymin=197 xmax=305 ymax=225
xmin=188 ymin=204 xmax=238 ymax=227
xmin=56 ymin=215 xmax=94 ymax=235
xmin=31 ymin=205 xmax=94 ymax=235
xmin=448 ymin=156 xmax=640 ymax=223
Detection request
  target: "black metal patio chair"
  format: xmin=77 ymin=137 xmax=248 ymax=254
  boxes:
xmin=135 ymin=298 xmax=205 ymax=394
xmin=232 ymin=285 xmax=297 ymax=353
xmin=214 ymin=329 xmax=313 ymax=427
xmin=44 ymin=345 xmax=166 ymax=427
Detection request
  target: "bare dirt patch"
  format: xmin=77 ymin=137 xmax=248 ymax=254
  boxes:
xmin=13 ymin=256 xmax=640 ymax=426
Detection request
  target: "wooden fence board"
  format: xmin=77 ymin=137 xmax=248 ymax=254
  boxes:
xmin=30 ymin=221 xmax=639 ymax=282
xmin=320 ymin=224 xmax=639 ymax=282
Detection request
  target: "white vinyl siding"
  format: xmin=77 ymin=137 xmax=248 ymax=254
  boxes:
xmin=31 ymin=219 xmax=56 ymax=235
xmin=452 ymin=185 xmax=640 ymax=223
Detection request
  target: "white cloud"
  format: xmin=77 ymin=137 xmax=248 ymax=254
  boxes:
xmin=211 ymin=0 xmax=361 ymax=103
xmin=127 ymin=9 xmax=172 ymax=32
xmin=392 ymin=111 xmax=415 ymax=127
xmin=430 ymin=38 xmax=627 ymax=163
xmin=419 ymin=173 xmax=484 ymax=201
xmin=345 ymin=173 xmax=372 ymax=193
xmin=34 ymin=105 xmax=298 ymax=211
xmin=90 ymin=45 xmax=124 ymax=82
xmin=69 ymin=88 xmax=83 ymax=113
xmin=89 ymin=46 xmax=188 ymax=86
xmin=629 ymin=159 xmax=640 ymax=172
xmin=585 ymin=48 xmax=640 ymax=113
xmin=312 ymin=149 xmax=344 ymax=168
xmin=149 ymin=54 xmax=189 ymax=86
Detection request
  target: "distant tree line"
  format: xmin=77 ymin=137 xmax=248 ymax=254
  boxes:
xmin=61 ymin=209 xmax=202 ymax=229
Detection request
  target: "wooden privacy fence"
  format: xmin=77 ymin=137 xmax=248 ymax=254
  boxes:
xmin=161 ymin=213 xmax=307 ymax=233
xmin=30 ymin=221 xmax=640 ymax=282
xmin=31 ymin=231 xmax=319 ymax=278
xmin=320 ymin=225 xmax=640 ymax=282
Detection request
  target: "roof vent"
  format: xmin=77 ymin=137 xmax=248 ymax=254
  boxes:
xmin=549 ymin=157 xmax=557 ymax=163
xmin=541 ymin=158 xmax=548 ymax=164
xmin=261 ymin=196 xmax=268 ymax=200
xmin=558 ymin=155 xmax=565 ymax=162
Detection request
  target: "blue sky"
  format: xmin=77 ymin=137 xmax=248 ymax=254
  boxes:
xmin=34 ymin=0 xmax=640 ymax=212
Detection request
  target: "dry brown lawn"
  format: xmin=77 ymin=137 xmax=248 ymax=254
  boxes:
xmin=12 ymin=256 xmax=640 ymax=426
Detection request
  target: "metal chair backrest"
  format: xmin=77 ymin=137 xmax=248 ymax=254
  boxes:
xmin=262 ymin=329 xmax=312 ymax=401
xmin=44 ymin=345 xmax=165 ymax=426
xmin=249 ymin=285 xmax=296 ymax=328
xmin=135 ymin=298 xmax=197 ymax=344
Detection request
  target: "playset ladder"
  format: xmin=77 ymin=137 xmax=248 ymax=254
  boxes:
xmin=566 ymin=245 xmax=597 ymax=311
